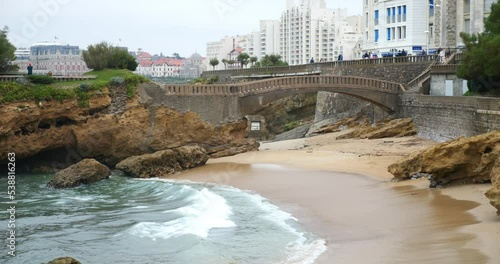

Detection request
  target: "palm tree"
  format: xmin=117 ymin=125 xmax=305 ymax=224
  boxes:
xmin=209 ymin=58 xmax=219 ymax=70
xmin=237 ymin=53 xmax=250 ymax=68
xmin=221 ymin=59 xmax=228 ymax=69
xmin=250 ymin=56 xmax=258 ymax=67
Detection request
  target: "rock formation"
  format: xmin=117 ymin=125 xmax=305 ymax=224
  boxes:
xmin=310 ymin=117 xmax=417 ymax=140
xmin=116 ymin=145 xmax=208 ymax=178
xmin=336 ymin=118 xmax=417 ymax=140
xmin=485 ymin=158 xmax=500 ymax=215
xmin=47 ymin=257 xmax=81 ymax=264
xmin=0 ymin=83 xmax=258 ymax=170
xmin=388 ymin=131 xmax=500 ymax=186
xmin=47 ymin=159 xmax=111 ymax=188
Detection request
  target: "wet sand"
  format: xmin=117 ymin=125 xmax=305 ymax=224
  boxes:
xmin=175 ymin=133 xmax=500 ymax=264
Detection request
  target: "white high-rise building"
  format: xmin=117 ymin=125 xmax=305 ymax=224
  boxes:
xmin=363 ymin=1 xmax=427 ymax=56
xmin=259 ymin=20 xmax=281 ymax=58
xmin=280 ymin=0 xmax=363 ymax=65
xmin=362 ymin=0 xmax=497 ymax=56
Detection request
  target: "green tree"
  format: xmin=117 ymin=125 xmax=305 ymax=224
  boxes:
xmin=253 ymin=54 xmax=288 ymax=68
xmin=83 ymin=42 xmax=137 ymax=71
xmin=458 ymin=1 xmax=500 ymax=92
xmin=0 ymin=26 xmax=18 ymax=73
xmin=236 ymin=53 xmax=250 ymax=68
xmin=209 ymin=58 xmax=219 ymax=70
xmin=221 ymin=59 xmax=228 ymax=69
xmin=250 ymin=56 xmax=258 ymax=66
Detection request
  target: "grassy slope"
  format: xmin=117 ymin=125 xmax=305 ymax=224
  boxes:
xmin=0 ymin=70 xmax=148 ymax=105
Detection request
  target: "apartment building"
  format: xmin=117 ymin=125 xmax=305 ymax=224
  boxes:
xmin=280 ymin=0 xmax=362 ymax=65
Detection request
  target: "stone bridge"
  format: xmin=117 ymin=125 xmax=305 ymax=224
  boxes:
xmin=147 ymin=76 xmax=404 ymax=124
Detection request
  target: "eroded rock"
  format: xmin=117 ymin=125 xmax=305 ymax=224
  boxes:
xmin=47 ymin=257 xmax=81 ymax=264
xmin=116 ymin=145 xmax=208 ymax=178
xmin=485 ymin=158 xmax=500 ymax=215
xmin=47 ymin=159 xmax=111 ymax=188
xmin=388 ymin=131 xmax=500 ymax=185
xmin=337 ymin=118 xmax=417 ymax=140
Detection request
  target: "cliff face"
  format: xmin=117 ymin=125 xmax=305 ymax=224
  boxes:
xmin=388 ymin=131 xmax=500 ymax=185
xmin=0 ymin=84 xmax=258 ymax=170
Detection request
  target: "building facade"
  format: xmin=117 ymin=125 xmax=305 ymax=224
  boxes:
xmin=363 ymin=0 xmax=497 ymax=56
xmin=13 ymin=42 xmax=89 ymax=76
xmin=433 ymin=0 xmax=497 ymax=49
xmin=363 ymin=0 xmax=428 ymax=56
xmin=280 ymin=0 xmax=363 ymax=65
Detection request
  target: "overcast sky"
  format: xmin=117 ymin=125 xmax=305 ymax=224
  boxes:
xmin=0 ymin=0 xmax=362 ymax=57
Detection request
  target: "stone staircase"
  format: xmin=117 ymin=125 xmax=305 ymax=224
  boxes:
xmin=405 ymin=52 xmax=459 ymax=94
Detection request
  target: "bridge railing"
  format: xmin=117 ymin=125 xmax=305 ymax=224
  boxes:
xmin=163 ymin=84 xmax=236 ymax=95
xmin=233 ymin=76 xmax=404 ymax=95
xmin=202 ymin=55 xmax=438 ymax=78
xmin=431 ymin=64 xmax=459 ymax=74
xmin=162 ymin=76 xmax=404 ymax=96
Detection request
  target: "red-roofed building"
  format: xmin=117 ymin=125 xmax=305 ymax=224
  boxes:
xmin=150 ymin=58 xmax=185 ymax=77
xmin=135 ymin=60 xmax=154 ymax=76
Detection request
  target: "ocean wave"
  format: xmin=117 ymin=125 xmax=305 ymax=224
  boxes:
xmin=128 ymin=188 xmax=235 ymax=240
xmin=233 ymin=189 xmax=327 ymax=264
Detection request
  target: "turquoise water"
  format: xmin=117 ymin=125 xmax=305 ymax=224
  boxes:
xmin=1 ymin=172 xmax=326 ymax=264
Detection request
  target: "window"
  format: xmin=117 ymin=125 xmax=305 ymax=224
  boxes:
xmin=397 ymin=6 xmax=401 ymax=22
xmin=374 ymin=10 xmax=379 ymax=25
xmin=375 ymin=29 xmax=379 ymax=42
xmin=464 ymin=0 xmax=470 ymax=13
xmin=397 ymin=27 xmax=401 ymax=39
xmin=387 ymin=28 xmax=391 ymax=40
xmin=387 ymin=8 xmax=391 ymax=24
xmin=392 ymin=27 xmax=395 ymax=40
xmin=402 ymin=26 xmax=407 ymax=39
xmin=392 ymin=7 xmax=396 ymax=23
xmin=464 ymin=19 xmax=471 ymax=34
xmin=403 ymin=5 xmax=407 ymax=21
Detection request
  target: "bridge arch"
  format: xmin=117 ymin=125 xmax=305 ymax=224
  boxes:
xmin=235 ymin=76 xmax=403 ymax=114
xmin=160 ymin=76 xmax=404 ymax=124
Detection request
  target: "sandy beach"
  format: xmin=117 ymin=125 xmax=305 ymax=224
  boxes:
xmin=175 ymin=132 xmax=500 ymax=264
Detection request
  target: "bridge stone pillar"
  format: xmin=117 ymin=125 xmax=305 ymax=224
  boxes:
xmin=315 ymin=92 xmax=392 ymax=124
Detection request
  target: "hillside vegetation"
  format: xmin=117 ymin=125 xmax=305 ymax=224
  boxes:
xmin=0 ymin=70 xmax=149 ymax=106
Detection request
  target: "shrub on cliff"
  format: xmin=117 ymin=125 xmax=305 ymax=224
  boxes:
xmin=83 ymin=42 xmax=138 ymax=71
xmin=27 ymin=75 xmax=54 ymax=84
xmin=0 ymin=82 xmax=76 ymax=104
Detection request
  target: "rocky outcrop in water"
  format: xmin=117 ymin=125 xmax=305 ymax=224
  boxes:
xmin=485 ymin=158 xmax=500 ymax=215
xmin=0 ymin=83 xmax=258 ymax=170
xmin=47 ymin=159 xmax=111 ymax=188
xmin=47 ymin=257 xmax=81 ymax=264
xmin=116 ymin=145 xmax=208 ymax=178
xmin=388 ymin=131 xmax=500 ymax=186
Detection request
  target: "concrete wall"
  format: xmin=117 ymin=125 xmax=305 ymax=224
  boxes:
xmin=138 ymin=83 xmax=240 ymax=124
xmin=430 ymin=74 xmax=467 ymax=96
xmin=398 ymin=94 xmax=500 ymax=142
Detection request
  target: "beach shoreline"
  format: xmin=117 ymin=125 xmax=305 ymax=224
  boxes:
xmin=174 ymin=132 xmax=500 ymax=264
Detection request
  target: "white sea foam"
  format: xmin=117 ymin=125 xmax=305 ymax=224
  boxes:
xmin=128 ymin=188 xmax=235 ymax=240
xmin=136 ymin=178 xmax=327 ymax=263
xmin=238 ymin=190 xmax=327 ymax=264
